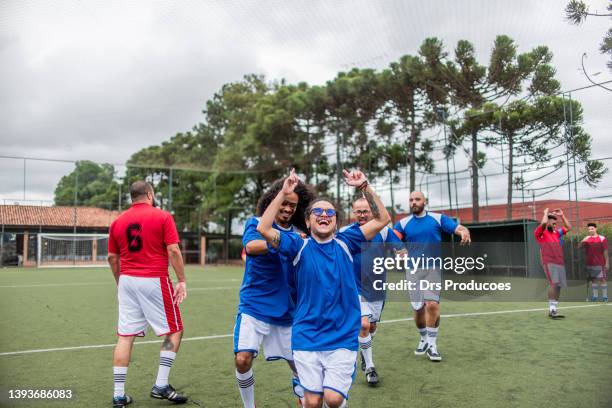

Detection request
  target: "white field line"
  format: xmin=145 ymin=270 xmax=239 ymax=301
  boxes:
xmin=1 ymin=304 xmax=608 ymax=357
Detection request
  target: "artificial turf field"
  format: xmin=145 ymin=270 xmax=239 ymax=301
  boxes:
xmin=0 ymin=265 xmax=611 ymax=408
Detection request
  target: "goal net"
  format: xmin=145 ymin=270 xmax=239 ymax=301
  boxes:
xmin=37 ymin=233 xmax=109 ymax=267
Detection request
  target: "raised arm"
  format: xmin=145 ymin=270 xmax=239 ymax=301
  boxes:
xmin=256 ymin=169 xmax=299 ymax=248
xmin=245 ymin=240 xmax=269 ymax=255
xmin=343 ymin=169 xmax=391 ymax=241
xmin=553 ymin=208 xmax=572 ymax=231
xmin=539 ymin=208 xmax=549 ymax=230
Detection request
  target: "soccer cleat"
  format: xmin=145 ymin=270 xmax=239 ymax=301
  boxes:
xmin=414 ymin=340 xmax=429 ymax=355
xmin=426 ymin=346 xmax=442 ymax=362
xmin=112 ymin=394 xmax=133 ymax=408
xmin=365 ymin=367 xmax=379 ymax=386
xmin=548 ymin=310 xmax=565 ymax=319
xmin=150 ymin=384 xmax=188 ymax=404
xmin=603 ymin=297 xmax=608 ymax=303
xmin=590 ymin=296 xmax=598 ymax=302
xmin=360 ymin=353 xmax=366 ymax=372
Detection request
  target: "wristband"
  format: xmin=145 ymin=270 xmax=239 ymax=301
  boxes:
xmin=357 ymin=180 xmax=369 ymax=191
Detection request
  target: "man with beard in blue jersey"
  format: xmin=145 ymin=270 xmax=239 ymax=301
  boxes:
xmin=234 ymin=177 xmax=314 ymax=408
xmin=394 ymin=191 xmax=470 ymax=362
xmin=257 ymin=169 xmax=391 ymax=408
xmin=340 ymin=197 xmax=403 ymax=386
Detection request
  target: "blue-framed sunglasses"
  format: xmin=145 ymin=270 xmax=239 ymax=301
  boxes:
xmin=310 ymin=208 xmax=336 ymax=217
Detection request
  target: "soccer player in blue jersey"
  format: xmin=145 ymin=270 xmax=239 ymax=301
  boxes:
xmin=394 ymin=191 xmax=470 ymax=362
xmin=257 ymin=169 xmax=390 ymax=408
xmin=341 ymin=197 xmax=402 ymax=386
xmin=234 ymin=177 xmax=314 ymax=408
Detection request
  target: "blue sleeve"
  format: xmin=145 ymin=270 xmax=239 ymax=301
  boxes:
xmin=384 ymin=227 xmax=405 ymax=252
xmin=385 ymin=227 xmax=402 ymax=243
xmin=440 ymin=214 xmax=458 ymax=235
xmin=242 ymin=217 xmax=264 ymax=247
xmin=336 ymin=224 xmax=366 ymax=255
xmin=275 ymin=231 xmax=304 ymax=260
xmin=393 ymin=221 xmax=405 ymax=241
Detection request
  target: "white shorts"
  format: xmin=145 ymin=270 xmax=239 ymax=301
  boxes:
xmin=117 ymin=275 xmax=183 ymax=337
xmin=293 ymin=349 xmax=357 ymax=400
xmin=360 ymin=296 xmax=384 ymax=323
xmin=233 ymin=313 xmax=292 ymax=361
xmin=407 ymin=269 xmax=442 ymax=311
xmin=543 ymin=263 xmax=567 ymax=288
xmin=586 ymin=266 xmax=607 ymax=280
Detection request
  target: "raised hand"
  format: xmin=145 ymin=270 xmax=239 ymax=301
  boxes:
xmin=343 ymin=169 xmax=367 ymax=188
xmin=282 ymin=168 xmax=300 ymax=195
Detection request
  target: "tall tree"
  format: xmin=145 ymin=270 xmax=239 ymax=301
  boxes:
xmin=383 ymin=38 xmax=447 ymax=194
xmin=325 ymin=68 xmax=385 ymax=208
xmin=54 ymin=160 xmax=119 ymax=209
xmin=487 ymin=96 xmax=606 ymax=220
xmin=448 ymin=36 xmax=561 ymax=221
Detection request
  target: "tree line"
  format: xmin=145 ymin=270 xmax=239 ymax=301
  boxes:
xmin=54 ymin=35 xmax=606 ymax=231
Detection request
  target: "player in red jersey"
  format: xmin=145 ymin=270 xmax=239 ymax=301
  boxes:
xmin=534 ymin=208 xmax=571 ymax=319
xmin=580 ymin=223 xmax=609 ymax=302
xmin=108 ymin=181 xmax=188 ymax=408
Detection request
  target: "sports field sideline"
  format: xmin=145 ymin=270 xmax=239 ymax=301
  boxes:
xmin=1 ymin=265 xmax=611 ymax=407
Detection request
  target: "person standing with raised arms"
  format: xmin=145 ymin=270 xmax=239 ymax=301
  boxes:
xmin=257 ymin=169 xmax=391 ymax=408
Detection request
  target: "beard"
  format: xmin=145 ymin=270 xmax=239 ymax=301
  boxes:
xmin=411 ymin=205 xmax=425 ymax=214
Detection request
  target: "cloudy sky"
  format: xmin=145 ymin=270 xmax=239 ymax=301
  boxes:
xmin=1 ymin=0 xmax=610 ymax=210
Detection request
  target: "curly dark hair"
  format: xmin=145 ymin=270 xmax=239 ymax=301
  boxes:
xmin=256 ymin=177 xmax=315 ymax=233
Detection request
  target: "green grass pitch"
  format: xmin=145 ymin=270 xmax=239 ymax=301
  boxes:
xmin=0 ymin=266 xmax=611 ymax=407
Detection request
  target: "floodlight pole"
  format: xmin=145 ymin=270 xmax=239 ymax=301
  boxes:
xmin=568 ymin=93 xmax=579 ymax=228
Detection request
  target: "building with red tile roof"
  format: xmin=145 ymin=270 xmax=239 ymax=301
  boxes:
xmin=1 ymin=205 xmax=119 ymax=267
xmin=0 ymin=205 xmax=119 ymax=229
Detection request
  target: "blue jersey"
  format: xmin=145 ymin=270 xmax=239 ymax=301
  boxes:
xmin=394 ymin=212 xmax=458 ymax=262
xmin=276 ymin=224 xmax=365 ymax=352
xmin=239 ymin=217 xmax=296 ymax=326
xmin=340 ymin=223 xmax=402 ymax=301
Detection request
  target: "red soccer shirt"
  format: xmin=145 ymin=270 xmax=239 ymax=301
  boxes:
xmin=582 ymin=235 xmax=608 ymax=266
xmin=534 ymin=224 xmax=567 ymax=265
xmin=108 ymin=203 xmax=180 ymax=277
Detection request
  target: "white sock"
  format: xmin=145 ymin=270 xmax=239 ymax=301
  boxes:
xmin=370 ymin=329 xmax=377 ymax=339
xmin=113 ymin=366 xmax=127 ymax=398
xmin=236 ymin=369 xmax=255 ymax=408
xmin=418 ymin=327 xmax=427 ymax=343
xmin=549 ymin=299 xmax=558 ymax=312
xmin=601 ymin=284 xmax=608 ymax=298
xmin=359 ymin=334 xmax=374 ymax=369
xmin=592 ymin=283 xmax=599 ymax=298
xmin=426 ymin=327 xmax=438 ymax=348
xmin=155 ymin=350 xmax=176 ymax=387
